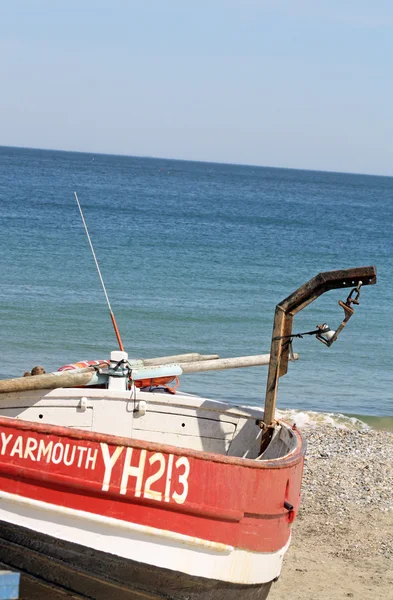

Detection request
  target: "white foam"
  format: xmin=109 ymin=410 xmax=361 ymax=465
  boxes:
xmin=275 ymin=408 xmax=370 ymax=431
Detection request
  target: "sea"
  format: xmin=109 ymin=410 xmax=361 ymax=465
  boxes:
xmin=0 ymin=146 xmax=392 ymax=431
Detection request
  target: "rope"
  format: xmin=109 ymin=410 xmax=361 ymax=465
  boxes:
xmin=273 ymin=325 xmax=331 ymax=341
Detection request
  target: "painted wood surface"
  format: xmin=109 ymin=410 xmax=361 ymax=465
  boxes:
xmin=0 ymin=417 xmax=304 ymax=555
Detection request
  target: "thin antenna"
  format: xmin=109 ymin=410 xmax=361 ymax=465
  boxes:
xmin=74 ymin=192 xmax=125 ymax=352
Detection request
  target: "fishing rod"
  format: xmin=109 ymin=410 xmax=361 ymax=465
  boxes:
xmin=74 ymin=192 xmax=125 ymax=352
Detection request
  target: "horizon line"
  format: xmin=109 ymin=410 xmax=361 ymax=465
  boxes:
xmin=1 ymin=143 xmax=392 ymax=179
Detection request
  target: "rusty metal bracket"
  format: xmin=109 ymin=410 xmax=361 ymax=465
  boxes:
xmin=316 ymin=281 xmax=362 ymax=347
xmin=261 ymin=267 xmax=377 ymax=445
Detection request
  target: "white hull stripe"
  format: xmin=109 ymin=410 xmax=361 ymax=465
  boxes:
xmin=0 ymin=491 xmax=290 ymax=585
xmin=0 ymin=490 xmax=232 ymax=552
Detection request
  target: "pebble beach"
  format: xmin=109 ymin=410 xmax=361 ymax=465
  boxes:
xmin=270 ymin=426 xmax=393 ymax=600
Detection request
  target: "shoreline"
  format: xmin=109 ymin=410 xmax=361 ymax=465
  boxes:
xmin=275 ymin=408 xmax=393 ymax=433
xmin=270 ymin=426 xmax=393 ymax=599
xmin=349 ymin=414 xmax=393 ymax=432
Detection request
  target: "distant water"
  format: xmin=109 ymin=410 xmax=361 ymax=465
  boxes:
xmin=0 ymin=146 xmax=392 ymax=429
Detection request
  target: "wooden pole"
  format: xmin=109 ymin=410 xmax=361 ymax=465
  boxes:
xmin=143 ymin=353 xmax=219 ymax=366
xmin=0 ymin=365 xmax=107 ymax=394
xmin=181 ymin=353 xmax=299 ymax=374
xmin=0 ymin=354 xmax=297 ymax=394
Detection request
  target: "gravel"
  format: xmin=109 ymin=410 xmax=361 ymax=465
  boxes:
xmin=296 ymin=426 xmax=393 ymax=561
xmin=301 ymin=427 xmax=393 ymax=513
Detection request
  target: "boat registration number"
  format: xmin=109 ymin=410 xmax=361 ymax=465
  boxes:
xmin=101 ymin=443 xmax=190 ymax=504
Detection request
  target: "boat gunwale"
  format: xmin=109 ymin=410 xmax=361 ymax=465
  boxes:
xmin=0 ymin=415 xmax=305 ymax=470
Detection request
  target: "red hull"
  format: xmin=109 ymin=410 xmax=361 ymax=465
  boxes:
xmin=0 ymin=416 xmax=304 ymax=554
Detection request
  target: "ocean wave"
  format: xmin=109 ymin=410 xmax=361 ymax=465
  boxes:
xmin=276 ymin=408 xmax=371 ymax=430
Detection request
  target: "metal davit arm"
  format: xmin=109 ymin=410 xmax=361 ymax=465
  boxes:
xmin=262 ymin=266 xmax=377 ymax=434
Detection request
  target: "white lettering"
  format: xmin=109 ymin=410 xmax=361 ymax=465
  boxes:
xmin=52 ymin=442 xmax=64 ymax=464
xmin=85 ymin=447 xmax=98 ymax=470
xmin=10 ymin=436 xmax=23 ymax=458
xmin=164 ymin=454 xmax=174 ymax=502
xmin=172 ymin=457 xmax=190 ymax=504
xmin=0 ymin=431 xmax=191 ymax=505
xmin=1 ymin=433 xmax=13 ymax=455
xmin=144 ymin=453 xmax=165 ymax=501
xmin=120 ymin=448 xmax=146 ymax=496
xmin=24 ymin=437 xmax=38 ymax=461
xmin=77 ymin=446 xmax=88 ymax=467
xmin=101 ymin=444 xmax=124 ymax=491
xmin=37 ymin=440 xmax=53 ymax=462
xmin=63 ymin=444 xmax=76 ymax=467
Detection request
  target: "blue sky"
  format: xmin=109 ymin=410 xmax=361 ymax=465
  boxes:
xmin=1 ymin=0 xmax=392 ymax=175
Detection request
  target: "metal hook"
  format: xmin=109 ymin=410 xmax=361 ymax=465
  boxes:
xmin=345 ymin=280 xmax=362 ymax=307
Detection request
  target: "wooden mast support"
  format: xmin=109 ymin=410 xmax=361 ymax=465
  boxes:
xmin=263 ymin=266 xmax=377 ymax=430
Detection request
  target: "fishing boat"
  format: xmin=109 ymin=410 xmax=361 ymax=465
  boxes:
xmin=0 ymin=198 xmax=377 ymax=600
